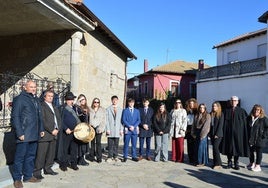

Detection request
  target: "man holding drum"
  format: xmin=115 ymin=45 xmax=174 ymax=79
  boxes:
xmin=58 ymin=92 xmax=81 ymax=171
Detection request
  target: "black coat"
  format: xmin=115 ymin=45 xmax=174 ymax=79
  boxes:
xmin=247 ymin=116 xmax=268 ymax=147
xmin=220 ymin=106 xmax=249 ymax=157
xmin=210 ymin=113 xmax=224 ymax=138
xmin=138 ymin=107 xmax=154 ymax=137
xmin=153 ymin=113 xmax=171 ymax=135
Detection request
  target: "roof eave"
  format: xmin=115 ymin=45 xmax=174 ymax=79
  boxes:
xmin=37 ymin=0 xmax=96 ymax=32
xmin=258 ymin=11 xmax=268 ymax=23
xmin=213 ymin=28 xmax=267 ymax=49
xmin=70 ymin=3 xmax=137 ymax=60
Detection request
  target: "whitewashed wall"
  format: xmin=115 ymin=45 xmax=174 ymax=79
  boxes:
xmin=197 ymin=74 xmax=268 ymax=113
xmin=216 ymin=34 xmax=267 ymax=66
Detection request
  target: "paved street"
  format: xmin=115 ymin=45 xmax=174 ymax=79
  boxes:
xmin=2 ymin=141 xmax=268 ymax=188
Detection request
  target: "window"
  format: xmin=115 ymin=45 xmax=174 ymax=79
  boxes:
xmin=257 ymin=43 xmax=267 ymax=58
xmin=227 ymin=51 xmax=238 ymax=64
xmin=170 ymin=81 xmax=180 ymax=97
xmin=138 ymin=83 xmax=142 ymax=95
xmin=189 ymin=82 xmax=196 ymax=98
xmin=144 ymin=81 xmax=148 ymax=95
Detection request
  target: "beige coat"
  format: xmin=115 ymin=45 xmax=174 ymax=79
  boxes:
xmin=170 ymin=108 xmax=187 ymax=138
xmin=89 ymin=107 xmax=106 ymax=133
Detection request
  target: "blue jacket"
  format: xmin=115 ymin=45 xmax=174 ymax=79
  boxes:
xmin=122 ymin=108 xmax=141 ymax=135
xmin=11 ymin=91 xmax=44 ymax=143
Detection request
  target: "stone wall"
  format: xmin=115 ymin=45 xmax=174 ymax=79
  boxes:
xmin=0 ymin=29 xmax=128 ymax=167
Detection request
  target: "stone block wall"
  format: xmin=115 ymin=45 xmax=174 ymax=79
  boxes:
xmin=0 ymin=30 xmax=128 ymax=167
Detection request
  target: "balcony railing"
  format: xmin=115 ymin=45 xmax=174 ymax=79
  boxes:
xmin=197 ymin=57 xmax=266 ymax=80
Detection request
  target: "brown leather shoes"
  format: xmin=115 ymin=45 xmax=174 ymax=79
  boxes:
xmin=138 ymin=156 xmax=143 ymax=161
xmin=13 ymin=180 xmax=23 ymax=188
xmin=23 ymin=176 xmax=41 ymax=183
xmin=146 ymin=157 xmax=152 ymax=161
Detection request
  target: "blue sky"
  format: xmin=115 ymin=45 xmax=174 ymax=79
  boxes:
xmin=84 ymin=0 xmax=267 ymax=77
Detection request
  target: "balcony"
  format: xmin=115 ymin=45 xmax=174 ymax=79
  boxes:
xmin=196 ymin=57 xmax=266 ymax=81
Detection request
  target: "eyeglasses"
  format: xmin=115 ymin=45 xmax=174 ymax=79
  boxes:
xmin=94 ymin=101 xmax=100 ymax=104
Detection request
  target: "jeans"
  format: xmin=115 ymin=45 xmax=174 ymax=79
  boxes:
xmin=12 ymin=142 xmax=38 ymax=181
xmin=154 ymin=134 xmax=169 ymax=161
xmin=195 ymin=136 xmax=208 ymax=165
xmin=139 ymin=137 xmax=151 ymax=157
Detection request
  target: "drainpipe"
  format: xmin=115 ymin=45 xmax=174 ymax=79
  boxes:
xmin=71 ymin=31 xmax=83 ymax=95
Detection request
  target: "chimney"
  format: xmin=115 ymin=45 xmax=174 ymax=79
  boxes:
xmin=144 ymin=59 xmax=149 ymax=72
xmin=198 ymin=59 xmax=204 ymax=70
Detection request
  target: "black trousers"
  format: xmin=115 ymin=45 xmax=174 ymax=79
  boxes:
xmin=89 ymin=133 xmax=103 ymax=161
xmin=61 ymin=133 xmax=78 ymax=167
xmin=107 ymin=137 xmax=119 ymax=158
xmin=187 ymin=135 xmax=195 ymax=163
xmin=227 ymin=155 xmax=239 ymax=163
xmin=34 ymin=140 xmax=56 ymax=176
xmin=249 ymin=145 xmax=263 ymax=165
xmin=211 ymin=137 xmax=222 ymax=166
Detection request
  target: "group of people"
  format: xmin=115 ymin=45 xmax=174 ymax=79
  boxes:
xmin=184 ymin=96 xmax=268 ymax=173
xmin=9 ymin=79 xmax=268 ymax=188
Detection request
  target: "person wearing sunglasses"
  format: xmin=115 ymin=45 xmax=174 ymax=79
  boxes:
xmin=86 ymin=98 xmax=106 ymax=163
xmin=170 ymin=99 xmax=187 ymax=163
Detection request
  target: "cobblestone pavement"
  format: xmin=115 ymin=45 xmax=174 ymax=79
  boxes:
xmin=2 ymin=141 xmax=268 ymax=188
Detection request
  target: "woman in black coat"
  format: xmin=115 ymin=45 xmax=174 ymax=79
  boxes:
xmin=210 ymin=102 xmax=224 ymax=169
xmin=247 ymin=104 xmax=268 ymax=172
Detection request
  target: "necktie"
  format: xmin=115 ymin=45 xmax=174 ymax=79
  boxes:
xmin=144 ymin=108 xmax=147 ymax=115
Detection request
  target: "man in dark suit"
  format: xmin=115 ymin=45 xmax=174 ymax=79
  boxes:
xmin=121 ymin=98 xmax=141 ymax=162
xmin=138 ymin=98 xmax=154 ymax=161
xmin=34 ymin=90 xmax=61 ymax=179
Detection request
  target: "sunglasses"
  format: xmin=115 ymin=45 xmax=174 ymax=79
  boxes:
xmin=94 ymin=101 xmax=100 ymax=104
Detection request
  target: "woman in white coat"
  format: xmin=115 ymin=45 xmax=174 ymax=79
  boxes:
xmin=170 ymin=99 xmax=187 ymax=162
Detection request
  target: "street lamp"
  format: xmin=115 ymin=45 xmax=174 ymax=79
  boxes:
xmin=133 ymin=76 xmax=139 ymax=89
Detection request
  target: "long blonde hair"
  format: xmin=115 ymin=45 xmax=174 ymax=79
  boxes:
xmin=210 ymin=102 xmax=222 ymax=118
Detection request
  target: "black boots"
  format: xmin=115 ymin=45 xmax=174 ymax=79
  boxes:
xmin=78 ymin=157 xmax=89 ymax=166
xmin=227 ymin=161 xmax=232 ymax=169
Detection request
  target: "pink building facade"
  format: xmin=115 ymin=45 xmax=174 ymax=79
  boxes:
xmin=127 ymin=60 xmax=203 ymax=102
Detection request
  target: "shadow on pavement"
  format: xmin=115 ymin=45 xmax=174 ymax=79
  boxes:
xmin=163 ymin=181 xmax=190 ymax=188
xmin=184 ymin=168 xmax=268 ymax=188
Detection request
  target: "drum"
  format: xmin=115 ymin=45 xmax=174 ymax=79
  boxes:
xmin=74 ymin=122 xmax=95 ymax=143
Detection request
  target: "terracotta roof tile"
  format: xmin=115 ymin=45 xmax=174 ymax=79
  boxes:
xmin=148 ymin=60 xmax=209 ymax=74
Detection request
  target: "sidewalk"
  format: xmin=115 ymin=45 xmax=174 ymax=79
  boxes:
xmin=1 ymin=141 xmax=268 ymax=188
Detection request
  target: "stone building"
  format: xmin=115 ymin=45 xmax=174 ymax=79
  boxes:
xmin=0 ymin=0 xmax=136 ymax=171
